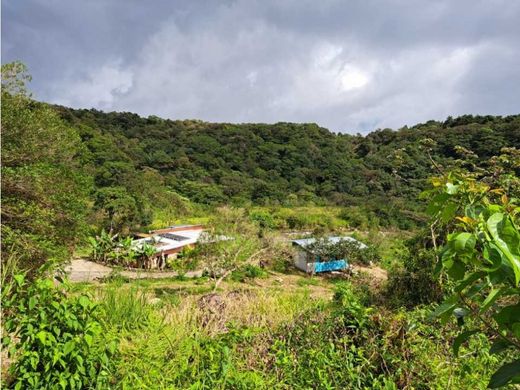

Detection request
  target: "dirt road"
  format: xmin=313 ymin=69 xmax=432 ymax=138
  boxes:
xmin=65 ymin=259 xmax=202 ymax=282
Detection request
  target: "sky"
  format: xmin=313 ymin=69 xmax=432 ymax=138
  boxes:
xmin=2 ymin=0 xmax=520 ymax=133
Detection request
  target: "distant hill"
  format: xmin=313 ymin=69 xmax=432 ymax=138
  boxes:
xmin=56 ymin=106 xmax=520 ymax=228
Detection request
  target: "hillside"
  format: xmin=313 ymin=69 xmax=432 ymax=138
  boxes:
xmin=56 ymin=106 xmax=520 ymax=229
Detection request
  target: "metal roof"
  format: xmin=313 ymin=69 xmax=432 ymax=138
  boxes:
xmin=292 ymin=236 xmax=367 ymax=250
xmin=133 ymin=229 xmax=203 ymax=253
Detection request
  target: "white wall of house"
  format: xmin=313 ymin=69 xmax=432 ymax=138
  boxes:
xmin=294 ymin=250 xmax=311 ymax=272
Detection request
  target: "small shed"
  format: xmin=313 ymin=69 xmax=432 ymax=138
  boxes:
xmin=291 ymin=236 xmax=367 ymax=274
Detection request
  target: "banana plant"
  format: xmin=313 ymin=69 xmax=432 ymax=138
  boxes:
xmin=134 ymin=242 xmax=157 ymax=269
xmin=87 ymin=229 xmax=118 ymax=263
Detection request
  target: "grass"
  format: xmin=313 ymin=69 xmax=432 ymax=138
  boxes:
xmin=85 ymin=273 xmax=329 ymax=389
xmin=99 ymin=286 xmax=157 ymax=331
xmin=62 ymin=221 xmax=491 ymax=389
xmin=53 ymin=251 xmax=499 ymax=390
xmin=80 ymin=270 xmax=498 ymax=389
xmin=296 ymin=276 xmax=321 ymax=287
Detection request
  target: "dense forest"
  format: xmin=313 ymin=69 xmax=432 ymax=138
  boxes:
xmin=56 ymin=105 xmax=520 ymax=230
xmin=2 ymin=62 xmax=520 ymax=389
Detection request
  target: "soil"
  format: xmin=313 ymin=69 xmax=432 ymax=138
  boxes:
xmin=65 ymin=259 xmax=202 ymax=282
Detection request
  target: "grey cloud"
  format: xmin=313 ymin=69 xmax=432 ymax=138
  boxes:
xmin=2 ymin=0 xmax=519 ymax=133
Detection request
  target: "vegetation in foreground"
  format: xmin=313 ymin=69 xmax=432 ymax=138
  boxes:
xmin=2 ymin=268 xmax=506 ymax=389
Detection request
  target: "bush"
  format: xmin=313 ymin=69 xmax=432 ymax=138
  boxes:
xmin=305 ymin=237 xmax=381 ymax=266
xmin=231 ymin=264 xmax=268 ymax=282
xmin=249 ymin=210 xmax=275 ymax=229
xmin=2 ymin=274 xmax=117 ymax=389
xmin=384 ymin=234 xmax=443 ymax=308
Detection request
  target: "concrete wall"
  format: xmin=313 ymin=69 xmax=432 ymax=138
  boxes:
xmin=293 ymin=250 xmax=310 ymax=272
xmin=293 ymin=249 xmax=347 ymax=273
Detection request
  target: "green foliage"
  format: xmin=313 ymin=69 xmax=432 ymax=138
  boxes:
xmin=56 ymin=104 xmax=520 ymax=230
xmin=87 ymin=229 xmax=118 ymax=263
xmin=385 ymin=234 xmax=444 ymax=308
xmin=1 ymin=63 xmax=89 ymax=271
xmin=266 ymin=283 xmax=498 ymax=389
xmin=230 ymin=264 xmax=268 ymax=282
xmin=427 ymin=160 xmax=520 ymax=387
xmin=93 ymin=187 xmax=138 ymax=231
xmin=1 ymin=274 xmax=116 ymax=389
xmin=196 ymin=207 xmax=264 ymax=288
xmin=99 ymin=286 xmax=155 ymax=331
xmin=305 ymin=237 xmax=380 ymax=265
xmin=249 ymin=210 xmax=276 ymax=229
xmin=87 ymin=230 xmax=156 ymax=268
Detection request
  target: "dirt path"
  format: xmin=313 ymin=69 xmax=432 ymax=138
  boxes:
xmin=65 ymin=259 xmax=202 ymax=282
xmin=351 ymin=264 xmax=388 ymax=281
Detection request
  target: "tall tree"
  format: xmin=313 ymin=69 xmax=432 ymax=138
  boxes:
xmin=1 ymin=62 xmax=90 ymax=271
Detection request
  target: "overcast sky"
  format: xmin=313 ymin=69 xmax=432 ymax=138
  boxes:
xmin=2 ymin=0 xmax=519 ymax=133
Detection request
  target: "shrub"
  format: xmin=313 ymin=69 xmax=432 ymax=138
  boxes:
xmin=305 ymin=237 xmax=381 ymax=266
xmin=249 ymin=210 xmax=275 ymax=229
xmin=385 ymin=243 xmax=443 ymax=308
xmin=231 ymin=264 xmax=268 ymax=282
xmin=2 ymin=274 xmax=117 ymax=389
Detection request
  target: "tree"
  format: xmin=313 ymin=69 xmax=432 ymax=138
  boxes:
xmin=1 ymin=62 xmax=90 ymax=272
xmin=195 ymin=207 xmax=264 ymax=290
xmin=94 ymin=187 xmax=137 ymax=232
xmin=428 ymin=149 xmax=520 ymax=388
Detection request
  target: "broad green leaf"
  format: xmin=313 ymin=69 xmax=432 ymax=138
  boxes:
xmin=430 ymin=296 xmax=457 ymax=320
xmin=487 ymin=213 xmax=520 ymax=286
xmin=447 ymin=260 xmax=465 ymax=281
xmin=452 ymin=232 xmax=476 ymax=253
xmin=52 ymin=352 xmax=61 ymax=365
xmin=483 ymin=244 xmax=504 ymax=272
xmin=36 ymin=331 xmax=47 ymax=345
xmin=441 ymin=202 xmax=458 ymax=223
xmin=78 ymin=296 xmax=90 ymax=309
xmin=76 ymin=355 xmax=84 ymax=366
xmin=63 ymin=340 xmax=75 ymax=356
xmin=488 ymin=359 xmax=520 ymax=388
xmin=490 ymin=339 xmax=513 ymax=355
xmin=427 ymin=193 xmax=450 ymax=216
xmin=465 ymin=204 xmax=486 ymax=219
xmin=13 ymin=274 xmax=24 ymax=287
xmin=494 ymin=303 xmax=520 ymax=328
xmin=453 ymin=330 xmax=478 ymax=357
xmin=455 ymin=271 xmax=486 ymax=292
xmin=480 ymin=288 xmax=503 ymax=313
xmin=513 ymin=323 xmax=520 ymax=339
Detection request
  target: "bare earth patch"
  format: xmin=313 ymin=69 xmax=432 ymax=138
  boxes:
xmin=65 ymin=259 xmax=202 ymax=282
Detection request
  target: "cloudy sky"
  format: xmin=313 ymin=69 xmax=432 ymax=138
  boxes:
xmin=2 ymin=0 xmax=520 ymax=133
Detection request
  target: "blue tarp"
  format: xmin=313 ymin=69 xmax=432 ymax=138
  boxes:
xmin=313 ymin=259 xmax=347 ymax=273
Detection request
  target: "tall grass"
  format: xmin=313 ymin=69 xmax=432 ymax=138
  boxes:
xmin=95 ymin=282 xmax=324 ymax=388
xmin=99 ymin=286 xmax=156 ymax=331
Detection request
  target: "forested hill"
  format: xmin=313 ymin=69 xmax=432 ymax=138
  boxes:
xmin=57 ymin=107 xmax=519 ymax=227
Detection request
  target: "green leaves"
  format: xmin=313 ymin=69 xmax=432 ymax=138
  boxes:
xmin=2 ymin=274 xmax=117 ymax=389
xmin=2 ymin=69 xmax=90 ymax=269
xmin=487 ymin=213 xmax=520 ymax=286
xmin=452 ymin=232 xmax=476 ymax=253
xmin=430 ymin=296 xmax=458 ymax=322
xmin=488 ymin=359 xmax=520 ymax=388
xmin=427 ymin=170 xmax=520 ymax=389
xmin=480 ymin=288 xmax=503 ymax=313
xmin=453 ymin=330 xmax=479 ymax=357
